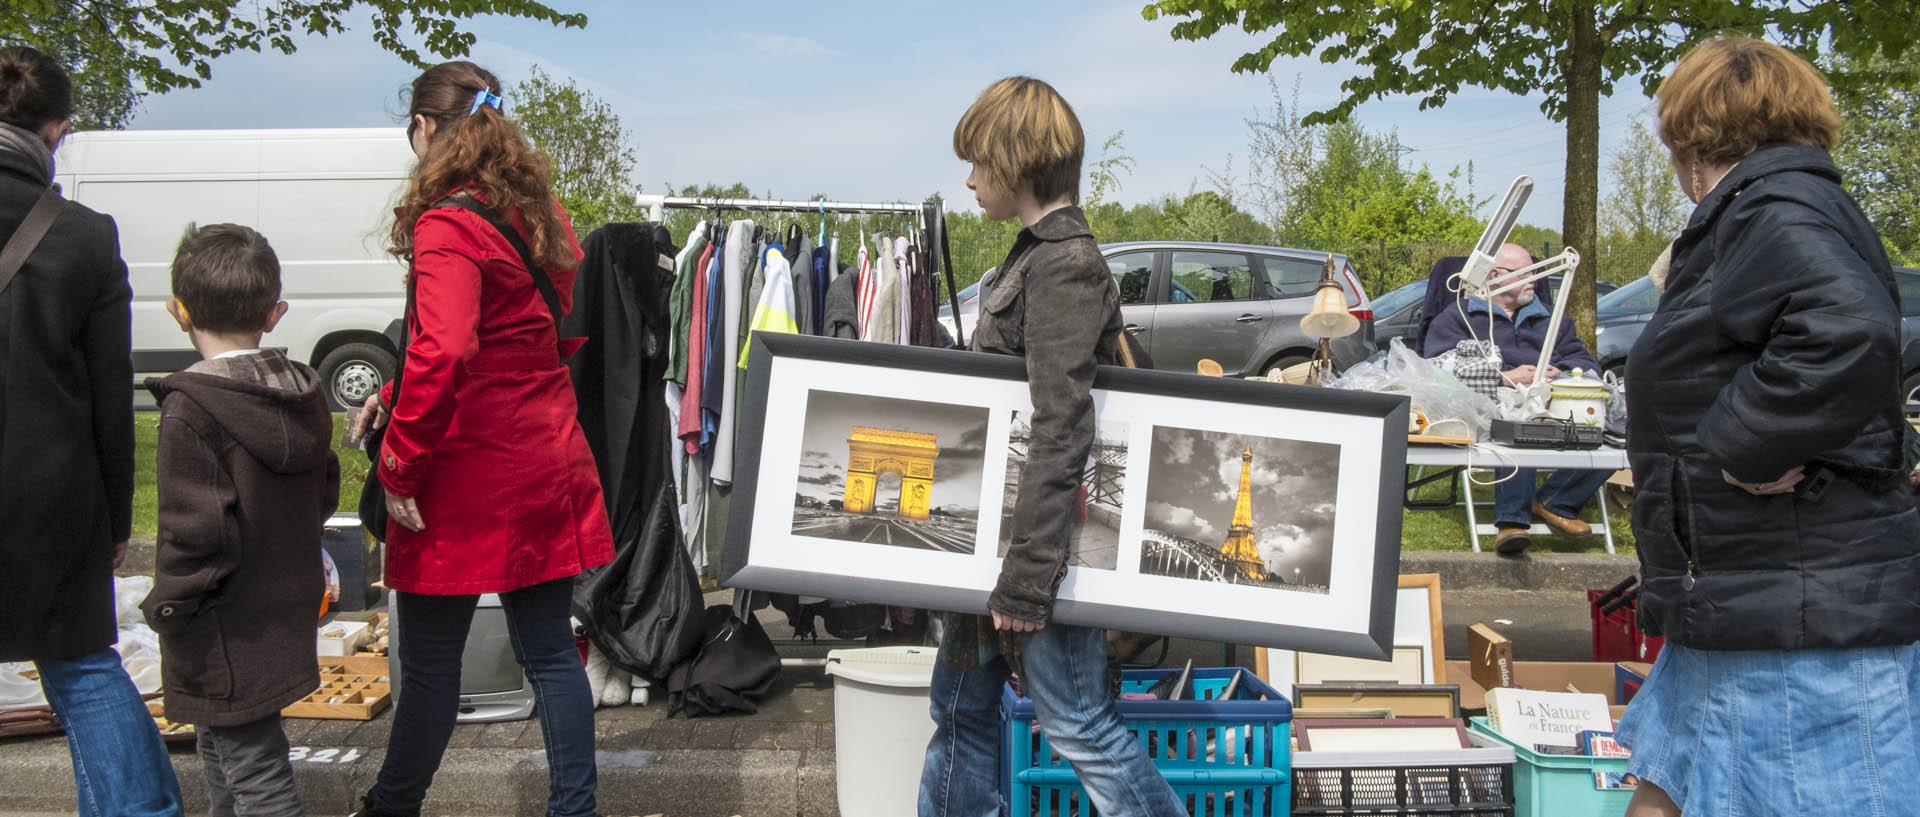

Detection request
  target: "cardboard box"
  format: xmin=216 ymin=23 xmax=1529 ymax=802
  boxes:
xmin=1467 ymin=621 xmax=1514 ymax=690
xmin=1446 ymin=660 xmax=1631 ymax=722
xmin=316 ymin=620 xmax=370 ymax=657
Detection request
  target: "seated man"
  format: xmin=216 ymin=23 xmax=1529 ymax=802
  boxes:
xmin=1425 ymin=242 xmax=1607 ymax=554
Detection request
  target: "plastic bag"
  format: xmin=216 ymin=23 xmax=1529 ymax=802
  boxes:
xmin=113 ymin=575 xmax=153 ymax=629
xmin=111 ymin=576 xmax=162 ymax=695
xmin=1333 ymin=338 xmax=1498 ymax=440
xmin=0 ymin=663 xmax=45 ymax=710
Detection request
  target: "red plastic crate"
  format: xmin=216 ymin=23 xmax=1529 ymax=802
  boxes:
xmin=1588 ymin=589 xmax=1664 ymax=663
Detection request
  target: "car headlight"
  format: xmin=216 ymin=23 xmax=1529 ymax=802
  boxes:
xmin=1595 ymin=326 xmax=1606 ymax=336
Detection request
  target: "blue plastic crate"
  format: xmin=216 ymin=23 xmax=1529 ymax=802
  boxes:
xmin=1000 ymin=667 xmax=1293 ymax=816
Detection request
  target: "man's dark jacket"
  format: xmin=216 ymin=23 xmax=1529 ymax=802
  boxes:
xmin=0 ymin=148 xmax=134 ymax=662
xmin=971 ymin=206 xmax=1123 ymax=623
xmin=1423 ymin=288 xmax=1599 ymax=373
xmin=1626 ymin=142 xmax=1920 ymax=651
xmin=143 ymin=354 xmax=339 ymax=725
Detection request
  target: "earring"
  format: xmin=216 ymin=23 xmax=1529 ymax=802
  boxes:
xmin=1690 ymin=165 xmax=1705 ymax=201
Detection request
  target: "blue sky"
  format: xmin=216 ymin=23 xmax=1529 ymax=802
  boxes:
xmin=130 ymin=1 xmax=1661 ymax=229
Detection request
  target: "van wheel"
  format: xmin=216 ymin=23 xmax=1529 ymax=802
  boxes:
xmin=1905 ymin=370 xmax=1920 ymax=408
xmin=318 ymin=343 xmax=396 ymax=411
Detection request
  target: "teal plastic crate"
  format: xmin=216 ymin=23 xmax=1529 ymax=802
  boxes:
xmin=1468 ymin=717 xmax=1633 ymax=817
xmin=1000 ymin=667 xmax=1292 ymax=816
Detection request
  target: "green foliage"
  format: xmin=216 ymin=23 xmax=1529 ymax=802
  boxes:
xmin=1140 ymin=0 xmax=1920 ymax=341
xmin=1275 ymin=118 xmax=1482 ymax=294
xmin=512 ymin=64 xmax=642 ymax=235
xmin=1140 ymin=1 xmax=1907 ymax=126
xmin=1085 ymin=130 xmax=1137 ymax=209
xmin=0 ymin=0 xmax=586 ymax=129
xmin=1602 ymin=118 xmax=1689 ymax=243
xmin=1831 ymin=50 xmax=1920 ymax=260
xmin=2 ymin=5 xmax=142 ymax=129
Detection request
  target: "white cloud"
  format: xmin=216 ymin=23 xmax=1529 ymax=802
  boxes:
xmin=1148 ymin=501 xmax=1217 ymax=541
xmin=740 ymin=33 xmax=839 ymax=59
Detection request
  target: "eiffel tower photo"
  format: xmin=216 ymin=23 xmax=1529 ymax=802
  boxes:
xmin=1137 ymin=425 xmax=1342 ymax=595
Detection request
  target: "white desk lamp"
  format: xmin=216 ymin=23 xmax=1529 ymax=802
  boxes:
xmin=1452 ymin=175 xmax=1585 ymax=416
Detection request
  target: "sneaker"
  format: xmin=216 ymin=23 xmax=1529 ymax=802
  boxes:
xmin=1532 ymin=503 xmax=1593 ymax=536
xmin=1495 ymin=527 xmax=1532 ymax=555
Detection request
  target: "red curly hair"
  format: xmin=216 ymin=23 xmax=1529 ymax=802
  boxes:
xmin=388 ymin=61 xmax=574 ymax=272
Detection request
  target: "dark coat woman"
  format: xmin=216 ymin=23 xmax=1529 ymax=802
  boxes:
xmin=1616 ymin=36 xmax=1920 ymax=817
xmin=0 ymin=45 xmax=183 ymax=817
xmin=0 ymin=75 xmax=131 ymax=667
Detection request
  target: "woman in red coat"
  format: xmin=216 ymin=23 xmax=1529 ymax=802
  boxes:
xmin=350 ymin=61 xmax=613 ymax=817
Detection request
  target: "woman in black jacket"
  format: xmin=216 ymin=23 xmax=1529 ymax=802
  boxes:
xmin=1618 ymin=36 xmax=1920 ymax=817
xmin=0 ymin=46 xmax=183 ymax=817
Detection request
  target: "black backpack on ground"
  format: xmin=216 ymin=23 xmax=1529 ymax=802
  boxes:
xmin=665 ymin=596 xmax=781 ymax=717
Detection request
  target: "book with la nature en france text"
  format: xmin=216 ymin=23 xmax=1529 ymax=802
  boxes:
xmin=1484 ymin=688 xmax=1614 ymax=749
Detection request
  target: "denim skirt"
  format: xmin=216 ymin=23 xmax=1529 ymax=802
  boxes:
xmin=1616 ymin=641 xmax=1920 ymax=815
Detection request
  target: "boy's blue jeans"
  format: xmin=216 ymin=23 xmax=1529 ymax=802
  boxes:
xmin=918 ymin=620 xmax=1183 ymax=817
xmin=37 ymin=647 xmax=185 ymax=817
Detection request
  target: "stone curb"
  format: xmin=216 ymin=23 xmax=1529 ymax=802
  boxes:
xmin=0 ymin=737 xmax=838 ymax=817
xmin=1401 ymin=550 xmax=1639 ymax=593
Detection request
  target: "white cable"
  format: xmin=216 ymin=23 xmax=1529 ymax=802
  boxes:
xmin=1463 ymin=443 xmax=1521 ymax=487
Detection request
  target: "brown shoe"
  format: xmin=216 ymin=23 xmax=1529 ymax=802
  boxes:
xmin=1532 ymin=503 xmax=1592 ymax=536
xmin=1495 ymin=527 xmax=1532 ymax=555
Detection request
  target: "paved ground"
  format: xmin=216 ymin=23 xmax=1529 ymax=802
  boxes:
xmin=2 ymin=550 xmax=1619 ymax=816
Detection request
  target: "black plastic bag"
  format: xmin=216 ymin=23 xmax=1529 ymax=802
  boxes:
xmin=573 ymin=486 xmax=705 ymax=682
xmin=665 ymin=599 xmax=780 ymax=717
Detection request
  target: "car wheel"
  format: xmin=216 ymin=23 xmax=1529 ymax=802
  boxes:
xmin=317 ymin=342 xmax=397 ymax=411
xmin=1905 ymin=370 xmax=1920 ymax=408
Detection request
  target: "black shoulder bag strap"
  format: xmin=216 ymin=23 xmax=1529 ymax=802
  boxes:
xmin=433 ymin=195 xmax=568 ymax=342
xmin=0 ymin=188 xmax=63 ymax=296
xmin=930 ymin=200 xmax=965 ymax=348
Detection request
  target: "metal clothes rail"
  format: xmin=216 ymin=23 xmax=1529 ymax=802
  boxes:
xmin=634 ymin=195 xmax=934 ymax=221
xmin=636 ymin=194 xmax=965 ymax=347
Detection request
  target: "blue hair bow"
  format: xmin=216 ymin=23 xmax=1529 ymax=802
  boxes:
xmin=468 ymin=89 xmax=505 ymax=116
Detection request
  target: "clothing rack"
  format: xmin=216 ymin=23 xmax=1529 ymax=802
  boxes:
xmin=637 ymin=194 xmax=966 ymax=348
xmin=636 ymin=195 xmax=932 ymax=221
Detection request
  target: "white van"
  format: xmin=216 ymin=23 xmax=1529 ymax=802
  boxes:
xmin=54 ymin=128 xmax=415 ymax=409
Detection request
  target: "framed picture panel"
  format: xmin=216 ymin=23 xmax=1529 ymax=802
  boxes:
xmin=722 ymin=334 xmax=1409 ymax=658
xmin=1259 ymin=573 xmax=1446 ymax=694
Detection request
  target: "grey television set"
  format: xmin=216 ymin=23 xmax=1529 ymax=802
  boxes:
xmin=386 ymin=591 xmax=535 ymax=724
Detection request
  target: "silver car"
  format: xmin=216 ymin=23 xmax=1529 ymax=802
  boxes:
xmin=943 ymin=242 xmax=1376 ymax=375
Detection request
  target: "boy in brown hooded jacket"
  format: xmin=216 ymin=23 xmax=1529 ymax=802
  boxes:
xmin=142 ymin=223 xmax=339 ymax=817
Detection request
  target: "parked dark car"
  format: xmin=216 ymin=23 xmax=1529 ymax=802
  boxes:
xmin=942 ymin=242 xmax=1377 ymax=376
xmin=1594 ymin=275 xmax=1659 ymax=376
xmin=1894 ymin=267 xmax=1920 ymax=403
xmin=1598 ymin=268 xmax=1920 ymax=401
xmin=1370 ymin=275 xmax=1617 ymax=354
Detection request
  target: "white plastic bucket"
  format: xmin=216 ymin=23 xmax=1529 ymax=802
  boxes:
xmin=824 ymin=646 xmax=939 ymax=817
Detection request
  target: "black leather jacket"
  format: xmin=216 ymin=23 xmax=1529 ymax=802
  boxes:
xmin=973 ymin=206 xmax=1123 ymax=623
xmin=1627 ymin=143 xmax=1920 ymax=650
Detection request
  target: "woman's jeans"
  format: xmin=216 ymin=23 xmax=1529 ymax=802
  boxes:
xmin=366 ymin=578 xmax=596 ymax=817
xmin=918 ymin=621 xmax=1183 ymax=817
xmin=37 ymin=647 xmax=186 ymax=817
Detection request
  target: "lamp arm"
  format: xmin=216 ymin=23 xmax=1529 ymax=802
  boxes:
xmin=1450 ymin=247 xmax=1585 ymax=414
xmin=1476 ymin=248 xmax=1583 ymax=300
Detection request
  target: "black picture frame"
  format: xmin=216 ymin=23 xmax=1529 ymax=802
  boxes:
xmin=723 ymin=333 xmax=1410 ymax=658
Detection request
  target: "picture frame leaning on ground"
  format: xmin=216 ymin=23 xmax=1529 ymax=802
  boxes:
xmin=723 ymin=332 xmax=1410 ymax=658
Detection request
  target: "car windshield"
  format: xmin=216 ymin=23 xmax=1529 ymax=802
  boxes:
xmin=1598 ymin=276 xmax=1658 ymax=316
xmin=1370 ymin=281 xmax=1426 ymax=318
